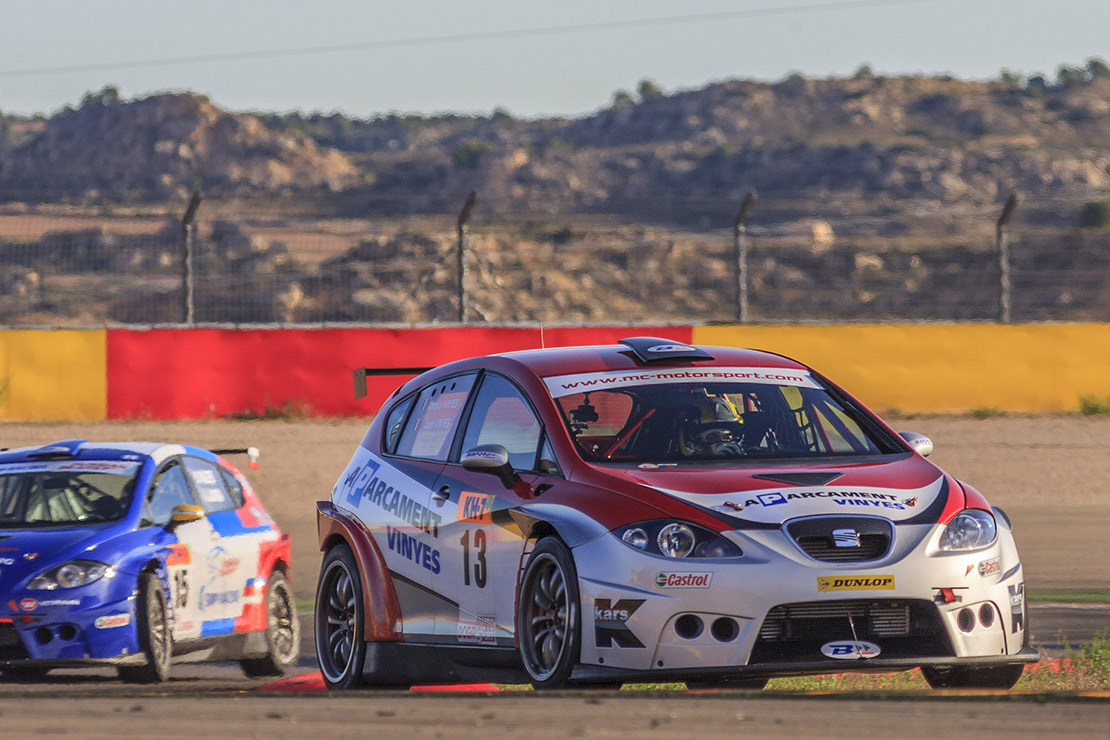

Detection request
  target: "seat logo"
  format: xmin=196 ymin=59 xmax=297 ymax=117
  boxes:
xmin=832 ymin=528 xmax=861 ymax=548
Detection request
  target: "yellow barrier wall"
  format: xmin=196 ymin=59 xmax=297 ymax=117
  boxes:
xmin=694 ymin=324 xmax=1110 ymax=413
xmin=0 ymin=330 xmax=107 ymax=421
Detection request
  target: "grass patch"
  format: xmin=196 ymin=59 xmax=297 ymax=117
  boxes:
xmin=1078 ymin=394 xmax=1110 ymax=415
xmin=969 ymin=406 xmax=1007 ymax=419
xmin=1028 ymin=589 xmax=1110 ymax=605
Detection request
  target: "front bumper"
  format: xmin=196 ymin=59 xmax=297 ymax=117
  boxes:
xmin=0 ymin=592 xmax=140 ymax=666
xmin=573 ymin=524 xmax=1034 ymax=678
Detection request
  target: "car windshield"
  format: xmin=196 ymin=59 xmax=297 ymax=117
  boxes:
xmin=0 ymin=461 xmax=139 ymax=527
xmin=550 ymin=371 xmax=900 ymax=464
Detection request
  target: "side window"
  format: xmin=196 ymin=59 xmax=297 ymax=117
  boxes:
xmin=182 ymin=457 xmax=236 ymax=514
xmin=460 ymin=374 xmax=543 ymax=472
xmin=538 ymin=437 xmax=562 ymax=477
xmin=395 ymin=374 xmax=477 ymax=461
xmin=146 ymin=464 xmax=197 ymax=526
xmin=220 ymin=469 xmax=246 ymax=508
xmin=382 ymin=394 xmax=416 ymax=454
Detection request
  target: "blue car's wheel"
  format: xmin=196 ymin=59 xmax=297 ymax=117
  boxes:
xmin=117 ymin=572 xmax=171 ymax=683
xmin=240 ymin=571 xmax=300 ymax=677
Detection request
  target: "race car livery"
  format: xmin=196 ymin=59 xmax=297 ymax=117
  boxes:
xmin=0 ymin=440 xmax=298 ymax=682
xmin=315 ymin=337 xmax=1035 ymax=690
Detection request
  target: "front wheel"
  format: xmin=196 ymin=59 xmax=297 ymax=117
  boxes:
xmin=315 ymin=543 xmax=366 ymax=689
xmin=517 ymin=537 xmax=581 ymax=689
xmin=241 ymin=571 xmax=301 ymax=677
xmin=117 ymin=572 xmax=171 ymax=683
xmin=921 ymin=663 xmax=1025 ymax=689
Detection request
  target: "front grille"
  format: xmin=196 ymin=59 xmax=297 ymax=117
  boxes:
xmin=759 ymin=601 xmax=910 ymax=640
xmin=750 ymin=599 xmax=953 ymax=664
xmin=0 ymin=622 xmax=29 ymax=660
xmin=786 ymin=516 xmax=892 ymax=563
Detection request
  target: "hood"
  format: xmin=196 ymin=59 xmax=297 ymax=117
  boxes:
xmin=591 ymin=454 xmax=955 ymax=527
xmin=0 ymin=525 xmax=117 ymax=589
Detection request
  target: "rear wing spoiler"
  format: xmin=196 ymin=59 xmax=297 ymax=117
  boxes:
xmin=211 ymin=446 xmax=260 ymax=469
xmin=353 ymin=367 xmax=434 ymax=400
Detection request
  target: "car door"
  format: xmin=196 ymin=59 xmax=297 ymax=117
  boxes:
xmin=433 ymin=372 xmax=550 ymax=647
xmin=144 ymin=461 xmax=220 ymax=642
xmin=368 ymin=372 xmax=477 ymax=641
xmin=180 ymin=455 xmax=258 ymax=635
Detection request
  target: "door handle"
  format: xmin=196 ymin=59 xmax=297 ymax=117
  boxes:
xmin=432 ymin=485 xmax=450 ymax=503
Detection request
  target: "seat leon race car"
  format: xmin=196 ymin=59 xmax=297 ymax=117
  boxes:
xmin=0 ymin=440 xmax=298 ymax=682
xmin=315 ymin=337 xmax=1035 ymax=690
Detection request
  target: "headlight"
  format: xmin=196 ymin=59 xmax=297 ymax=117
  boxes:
xmin=939 ymin=509 xmax=997 ymax=551
xmin=616 ymin=521 xmax=742 ymax=558
xmin=27 ymin=560 xmax=114 ymax=590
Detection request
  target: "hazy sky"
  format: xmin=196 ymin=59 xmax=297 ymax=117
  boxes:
xmin=2 ymin=0 xmax=1107 ymax=119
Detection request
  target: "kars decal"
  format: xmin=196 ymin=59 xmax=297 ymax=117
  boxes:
xmin=594 ymin=598 xmax=645 ymax=648
xmin=817 ymin=575 xmax=895 ymax=592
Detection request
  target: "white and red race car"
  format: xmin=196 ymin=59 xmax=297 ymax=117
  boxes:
xmin=315 ymin=337 xmax=1035 ymax=690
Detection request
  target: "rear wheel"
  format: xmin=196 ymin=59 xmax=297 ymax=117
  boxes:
xmin=517 ymin=537 xmax=580 ymax=689
xmin=921 ymin=663 xmax=1024 ymax=689
xmin=315 ymin=543 xmax=366 ymax=689
xmin=240 ymin=571 xmax=300 ymax=677
xmin=117 ymin=572 xmax=171 ymax=683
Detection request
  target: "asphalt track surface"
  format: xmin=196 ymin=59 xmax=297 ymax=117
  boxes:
xmin=0 ymin=418 xmax=1106 ymax=737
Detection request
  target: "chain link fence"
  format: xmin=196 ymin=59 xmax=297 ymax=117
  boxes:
xmin=0 ymin=195 xmax=1106 ymax=326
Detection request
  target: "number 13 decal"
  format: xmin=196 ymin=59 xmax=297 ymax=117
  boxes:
xmin=460 ymin=529 xmax=487 ymax=588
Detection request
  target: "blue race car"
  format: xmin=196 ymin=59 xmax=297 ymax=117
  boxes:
xmin=0 ymin=439 xmax=297 ymax=682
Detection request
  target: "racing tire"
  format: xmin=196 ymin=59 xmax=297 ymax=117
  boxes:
xmin=117 ymin=572 xmax=172 ymax=683
xmin=517 ymin=537 xmax=581 ymax=690
xmin=686 ymin=676 xmax=769 ymax=691
xmin=315 ymin=543 xmax=367 ymax=690
xmin=240 ymin=571 xmax=301 ymax=677
xmin=921 ymin=663 xmax=1025 ymax=689
xmin=0 ymin=666 xmax=51 ymax=682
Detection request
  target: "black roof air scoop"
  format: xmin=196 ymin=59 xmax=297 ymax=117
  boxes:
xmin=618 ymin=337 xmax=714 ymax=364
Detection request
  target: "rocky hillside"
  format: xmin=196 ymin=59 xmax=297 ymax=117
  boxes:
xmin=1 ymin=64 xmax=1109 ymax=218
xmin=0 ymin=88 xmax=359 ymax=200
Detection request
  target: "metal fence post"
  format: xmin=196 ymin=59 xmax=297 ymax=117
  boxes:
xmin=733 ymin=191 xmax=757 ymax=322
xmin=181 ymin=190 xmax=202 ymax=325
xmin=457 ymin=190 xmax=477 ymax=323
xmin=996 ymin=193 xmax=1018 ymax=324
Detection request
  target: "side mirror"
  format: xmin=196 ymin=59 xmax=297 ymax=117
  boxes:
xmin=169 ymin=503 xmax=204 ymax=526
xmin=898 ymin=432 xmax=933 ymax=457
xmin=462 ymin=444 xmax=520 ymax=490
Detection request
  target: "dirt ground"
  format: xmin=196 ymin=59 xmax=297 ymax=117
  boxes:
xmin=1 ymin=415 xmax=1107 ymax=597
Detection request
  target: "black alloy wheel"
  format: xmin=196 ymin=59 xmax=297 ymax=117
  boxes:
xmin=315 ymin=543 xmax=366 ymax=689
xmin=517 ymin=537 xmax=581 ymax=689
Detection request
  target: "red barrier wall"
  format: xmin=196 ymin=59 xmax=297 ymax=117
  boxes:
xmin=106 ymin=326 xmax=691 ymax=419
